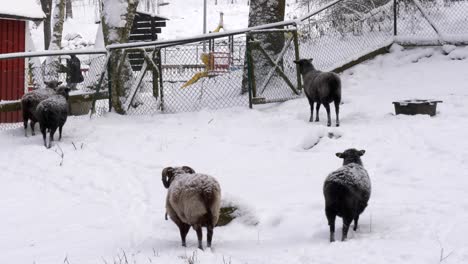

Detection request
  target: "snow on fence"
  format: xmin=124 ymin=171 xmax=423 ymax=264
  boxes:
xmin=1 ymin=0 xmax=468 ymax=127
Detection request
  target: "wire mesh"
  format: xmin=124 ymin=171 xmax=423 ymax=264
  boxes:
xmin=298 ymin=0 xmax=395 ymax=71
xmin=2 ymin=0 xmax=468 ymax=127
xmin=247 ymin=29 xmax=303 ymax=104
xmin=396 ymin=0 xmax=468 ymax=43
xmin=0 ymin=53 xmax=109 ymax=130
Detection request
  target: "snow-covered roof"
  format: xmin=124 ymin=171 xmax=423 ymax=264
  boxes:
xmin=0 ymin=0 xmax=45 ymax=21
xmin=136 ymin=11 xmax=169 ymax=20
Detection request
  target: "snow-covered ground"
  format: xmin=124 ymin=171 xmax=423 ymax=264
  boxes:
xmin=2 ymin=46 xmax=468 ymax=264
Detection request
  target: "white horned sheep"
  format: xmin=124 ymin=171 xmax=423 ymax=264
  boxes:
xmin=36 ymin=86 xmax=70 ymax=148
xmin=323 ymin=148 xmax=371 ymax=242
xmin=293 ymin=58 xmax=342 ymax=126
xmin=162 ymin=166 xmax=221 ymax=250
xmin=21 ymin=81 xmax=62 ymax=136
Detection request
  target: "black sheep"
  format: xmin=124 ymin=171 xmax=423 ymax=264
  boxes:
xmin=323 ymin=148 xmax=371 ymax=242
xmin=36 ymin=86 xmax=70 ymax=148
xmin=21 ymin=81 xmax=62 ymax=136
xmin=293 ymin=58 xmax=341 ymax=126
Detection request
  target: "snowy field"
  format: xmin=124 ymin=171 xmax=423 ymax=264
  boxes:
xmin=2 ymin=46 xmax=468 ymax=264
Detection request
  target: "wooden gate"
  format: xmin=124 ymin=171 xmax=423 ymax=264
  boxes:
xmin=0 ymin=18 xmax=25 ymax=123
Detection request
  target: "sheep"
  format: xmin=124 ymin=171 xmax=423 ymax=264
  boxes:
xmin=293 ymin=58 xmax=341 ymax=127
xmin=36 ymin=86 xmax=70 ymax=148
xmin=21 ymin=81 xmax=62 ymax=136
xmin=323 ymin=148 xmax=371 ymax=242
xmin=162 ymin=166 xmax=221 ymax=250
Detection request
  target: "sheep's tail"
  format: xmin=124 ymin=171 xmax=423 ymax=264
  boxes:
xmin=202 ymin=190 xmax=220 ymax=226
xmin=329 ymin=74 xmax=342 ymax=94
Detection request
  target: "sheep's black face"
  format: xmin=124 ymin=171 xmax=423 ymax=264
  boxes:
xmin=336 ymin=148 xmax=365 ymax=166
xmin=44 ymin=80 xmax=63 ymax=89
xmin=56 ymin=87 xmax=71 ymax=100
xmin=293 ymin=58 xmax=315 ymax=74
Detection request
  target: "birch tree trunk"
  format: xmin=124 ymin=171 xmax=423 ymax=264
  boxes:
xmin=44 ymin=0 xmax=65 ymax=82
xmin=101 ymin=0 xmax=139 ymax=114
xmin=241 ymin=0 xmax=286 ymax=94
xmin=40 ymin=0 xmax=52 ymax=50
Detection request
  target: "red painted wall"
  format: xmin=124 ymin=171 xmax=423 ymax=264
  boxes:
xmin=0 ymin=18 xmax=26 ymax=123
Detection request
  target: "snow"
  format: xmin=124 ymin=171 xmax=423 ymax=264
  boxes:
xmin=0 ymin=0 xmax=44 ymax=20
xmin=326 ymin=163 xmax=371 ymax=195
xmin=1 ymin=46 xmax=468 ymax=263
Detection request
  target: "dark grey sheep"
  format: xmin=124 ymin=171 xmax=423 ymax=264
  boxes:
xmin=162 ymin=166 xmax=221 ymax=250
xmin=21 ymin=81 xmax=62 ymax=136
xmin=293 ymin=58 xmax=341 ymax=126
xmin=323 ymin=148 xmax=371 ymax=242
xmin=36 ymin=86 xmax=70 ymax=148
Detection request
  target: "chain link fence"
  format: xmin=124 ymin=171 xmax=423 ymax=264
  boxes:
xmin=1 ymin=0 xmax=468 ymax=129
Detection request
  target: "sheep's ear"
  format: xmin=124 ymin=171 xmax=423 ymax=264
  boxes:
xmin=336 ymin=152 xmax=343 ymax=158
xmin=293 ymin=60 xmax=299 ymax=64
xmin=44 ymin=81 xmax=50 ymax=85
xmin=58 ymin=81 xmax=63 ymax=85
xmin=358 ymin=150 xmax=366 ymax=156
xmin=182 ymin=166 xmax=195 ymax=174
xmin=308 ymin=58 xmax=313 ymax=61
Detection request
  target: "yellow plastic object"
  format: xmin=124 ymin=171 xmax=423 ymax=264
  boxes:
xmin=181 ymin=53 xmax=212 ymax=89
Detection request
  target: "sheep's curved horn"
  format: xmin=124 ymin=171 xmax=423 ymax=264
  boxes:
xmin=162 ymin=167 xmax=173 ymax=188
xmin=182 ymin=166 xmax=195 ymax=174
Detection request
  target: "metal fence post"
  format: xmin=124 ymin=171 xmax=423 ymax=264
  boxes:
xmin=158 ymin=49 xmax=165 ymax=112
xmin=292 ymin=29 xmax=302 ymax=91
xmin=394 ymin=0 xmax=398 ymax=36
xmin=107 ymin=52 xmax=112 ymax=112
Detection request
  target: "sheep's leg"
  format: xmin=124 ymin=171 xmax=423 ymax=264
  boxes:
xmin=315 ymin=103 xmax=321 ymax=122
xmin=326 ymin=208 xmax=336 ymax=242
xmin=342 ymin=217 xmax=353 ymax=241
xmin=207 ymin=224 xmax=214 ymax=248
xmin=334 ymin=100 xmax=340 ymax=127
xmin=194 ymin=225 xmax=204 ymax=250
xmin=323 ymin=103 xmax=331 ymax=127
xmin=40 ymin=125 xmax=47 ymax=148
xmin=353 ymin=215 xmax=359 ymax=231
xmin=178 ymin=223 xmax=190 ymax=247
xmin=59 ymin=126 xmax=63 ymax=141
xmin=30 ymin=121 xmax=36 ymax=136
xmin=307 ymin=98 xmax=314 ymax=122
xmin=49 ymin=128 xmax=57 ymax=149
xmin=23 ymin=117 xmax=28 ymax=137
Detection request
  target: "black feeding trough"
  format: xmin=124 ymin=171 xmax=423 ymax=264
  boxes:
xmin=392 ymin=99 xmax=443 ymax=116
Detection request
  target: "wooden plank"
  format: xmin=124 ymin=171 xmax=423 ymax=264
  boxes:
xmin=331 ymin=44 xmax=392 ymax=73
xmin=129 ymin=35 xmax=157 ymax=41
xmin=131 ymin=28 xmax=153 ymax=35
xmin=0 ymin=91 xmax=110 ymax=113
xmin=128 ymin=53 xmax=144 ymax=59
xmin=0 ymin=20 xmax=5 ymax=122
xmin=7 ymin=19 xmax=13 ymax=122
xmin=131 ymin=27 xmax=162 ymax=35
xmin=133 ymin=22 xmax=152 ymax=28
xmin=154 ymin=21 xmax=166 ymax=27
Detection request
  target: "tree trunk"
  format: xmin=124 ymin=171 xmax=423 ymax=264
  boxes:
xmin=44 ymin=0 xmax=66 ymax=82
xmin=40 ymin=0 xmax=52 ymax=50
xmin=241 ymin=0 xmax=286 ymax=94
xmin=66 ymin=0 xmax=73 ymax=19
xmin=101 ymin=0 xmax=139 ymax=114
